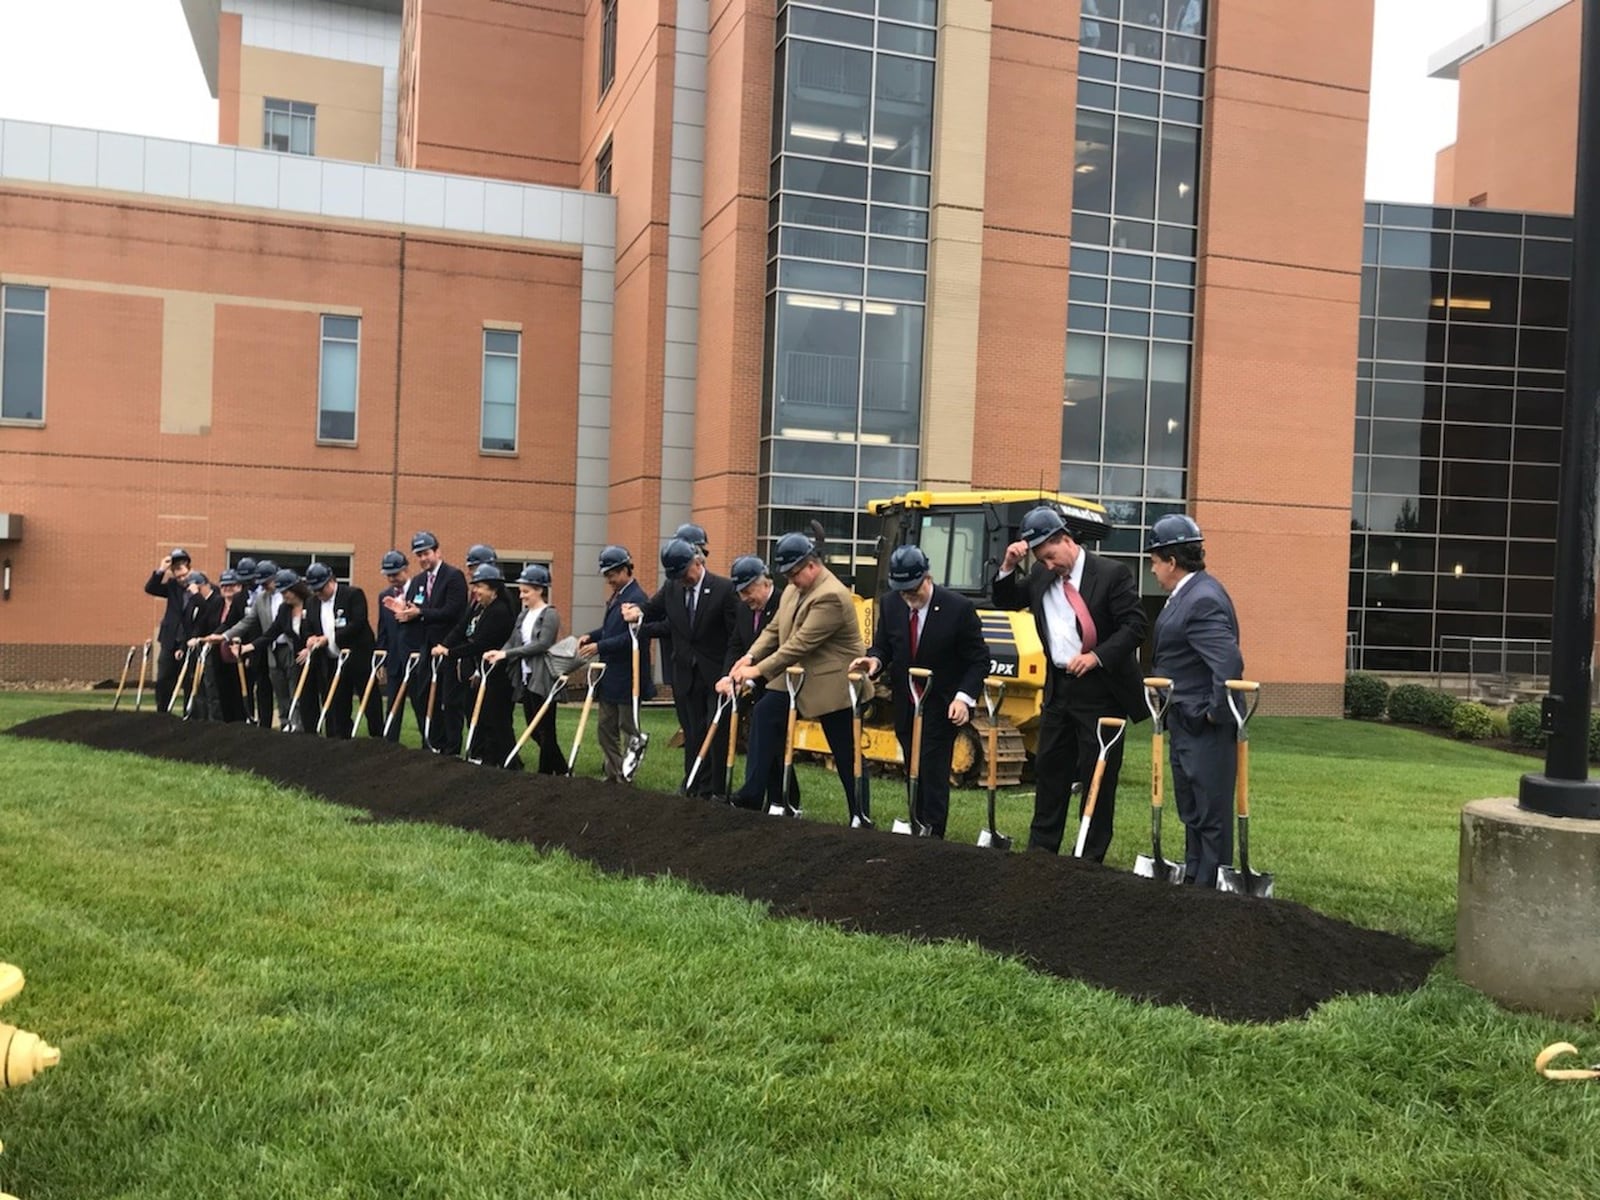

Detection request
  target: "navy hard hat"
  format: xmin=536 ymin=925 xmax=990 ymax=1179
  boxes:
xmin=471 ymin=562 xmax=505 ymax=585
xmin=411 ymin=530 xmax=440 ymax=552
xmin=886 ymin=545 xmax=931 ymax=592
xmin=255 ymin=560 xmax=280 ymax=583
xmin=1146 ymin=513 xmax=1205 ymax=552
xmin=380 ymin=550 xmax=407 ymax=574
xmin=660 ymin=538 xmax=698 ymax=581
xmin=598 ymin=544 xmax=633 ymax=574
xmin=772 ymin=531 xmax=817 ymax=576
xmin=272 ymin=568 xmax=301 ymax=590
xmin=187 ymin=571 xmax=210 ymax=589
xmin=170 ymin=547 xmax=191 ymax=563
xmin=673 ymin=522 xmax=709 ymax=552
xmin=234 ymin=557 xmax=257 ymax=578
xmin=1019 ymin=505 xmax=1069 ymax=549
xmin=218 ymin=569 xmax=241 ymax=587
xmin=304 ymin=563 xmax=334 ymax=590
xmin=729 ymin=554 xmax=767 ymax=592
xmin=465 ymin=543 xmax=497 ymax=569
xmin=518 ymin=564 xmax=552 ymax=588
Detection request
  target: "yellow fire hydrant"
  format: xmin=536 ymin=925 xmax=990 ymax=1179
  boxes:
xmin=0 ymin=963 xmax=60 ymax=1200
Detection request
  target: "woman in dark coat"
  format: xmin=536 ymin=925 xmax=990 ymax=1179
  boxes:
xmin=435 ymin=563 xmax=519 ymax=766
xmin=245 ymin=575 xmax=315 ymax=732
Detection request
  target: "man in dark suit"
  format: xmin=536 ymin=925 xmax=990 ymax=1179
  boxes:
xmin=143 ymin=547 xmax=193 ymax=714
xmin=1148 ymin=514 xmax=1244 ymax=887
xmin=992 ymin=504 xmax=1149 ymax=860
xmin=719 ymin=555 xmax=788 ymax=808
xmin=624 ymin=538 xmax=739 ymax=795
xmin=304 ymin=562 xmax=376 ymax=739
xmin=577 ymin=545 xmax=655 ymax=782
xmin=852 ymin=546 xmax=988 ymax=838
xmin=384 ymin=531 xmax=468 ymax=753
xmin=375 ymin=550 xmax=421 ymax=741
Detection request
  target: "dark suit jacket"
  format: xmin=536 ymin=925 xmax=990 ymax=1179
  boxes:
xmin=377 ymin=582 xmax=423 ymax=665
xmin=639 ymin=571 xmax=739 ymax=692
xmin=991 ymin=553 xmax=1149 ymax=722
xmin=724 ymin=585 xmax=782 ymax=699
xmin=865 ymin=585 xmax=988 ymax=731
xmin=586 ymin=578 xmax=656 ymax=704
xmin=251 ymin=602 xmax=311 ymax=659
xmin=406 ymin=563 xmax=468 ymax=648
xmin=144 ymin=572 xmax=191 ymax=650
xmin=305 ymin=584 xmax=376 ymax=661
xmin=187 ymin=591 xmax=225 ymax=639
xmin=1151 ymin=571 xmax=1244 ymax=734
xmin=444 ymin=588 xmax=518 ymax=662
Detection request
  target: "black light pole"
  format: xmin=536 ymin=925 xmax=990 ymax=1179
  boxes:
xmin=1520 ymin=0 xmax=1600 ymax=818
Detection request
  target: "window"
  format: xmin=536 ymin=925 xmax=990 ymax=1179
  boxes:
xmin=595 ymin=137 xmax=613 ymax=195
xmin=481 ymin=329 xmax=520 ymax=453
xmin=1 ymin=285 xmax=46 ymax=423
xmin=600 ymin=0 xmax=618 ymax=98
xmin=318 ymin=315 xmax=359 ymax=443
xmin=917 ymin=510 xmax=988 ymax=594
xmin=263 ymin=99 xmax=316 ymax=156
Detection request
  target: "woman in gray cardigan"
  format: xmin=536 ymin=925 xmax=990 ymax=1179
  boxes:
xmin=485 ymin=564 xmax=568 ymax=773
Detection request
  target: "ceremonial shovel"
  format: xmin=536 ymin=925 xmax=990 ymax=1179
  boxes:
xmin=620 ymin=621 xmax=650 ymax=780
xmin=1216 ymin=680 xmax=1273 ymax=897
xmin=892 ymin=666 xmax=933 ymax=836
xmin=1073 ymin=716 xmax=1126 ymax=858
xmin=976 ymin=680 xmax=1012 ymax=850
xmin=566 ymin=661 xmax=607 ymax=776
xmin=1133 ymin=676 xmax=1184 ymax=883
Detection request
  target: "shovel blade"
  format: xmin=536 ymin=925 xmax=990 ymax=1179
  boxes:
xmin=1133 ymin=854 xmax=1185 ymax=883
xmin=976 ymin=828 xmax=1013 ymax=851
xmin=621 ymin=732 xmax=650 ymax=780
xmin=891 ymin=818 xmax=913 ymax=836
xmin=1216 ymin=866 xmax=1275 ymax=897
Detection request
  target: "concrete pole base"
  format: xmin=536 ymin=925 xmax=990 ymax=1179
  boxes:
xmin=1458 ymin=797 xmax=1600 ymax=1019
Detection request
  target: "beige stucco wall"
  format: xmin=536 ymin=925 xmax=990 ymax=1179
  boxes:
xmin=237 ymin=46 xmax=384 ymax=164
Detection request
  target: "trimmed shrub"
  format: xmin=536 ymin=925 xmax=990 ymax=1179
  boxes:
xmin=1418 ymin=689 xmax=1460 ymax=730
xmin=1386 ymin=684 xmax=1432 ymax=725
xmin=1451 ymin=702 xmax=1495 ymax=741
xmin=1507 ymin=702 xmax=1546 ymax=749
xmin=1490 ymin=707 xmax=1511 ymax=739
xmin=1590 ymin=710 xmax=1600 ymax=764
xmin=1344 ymin=672 xmax=1389 ymax=720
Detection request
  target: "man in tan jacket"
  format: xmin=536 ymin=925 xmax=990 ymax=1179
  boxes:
xmin=721 ymin=530 xmax=870 ymax=825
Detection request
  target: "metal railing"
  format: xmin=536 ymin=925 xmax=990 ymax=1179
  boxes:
xmin=1436 ymin=637 xmax=1554 ymax=701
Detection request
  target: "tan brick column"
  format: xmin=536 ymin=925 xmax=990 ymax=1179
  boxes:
xmin=920 ymin=0 xmax=992 ymax=489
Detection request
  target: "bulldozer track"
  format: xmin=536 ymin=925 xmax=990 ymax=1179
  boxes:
xmin=960 ymin=717 xmax=1028 ymax=788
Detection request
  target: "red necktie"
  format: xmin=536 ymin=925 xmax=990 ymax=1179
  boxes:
xmin=909 ymin=607 xmax=921 ymax=661
xmin=1062 ymin=578 xmax=1098 ymax=653
xmin=424 ymin=570 xmax=434 ymax=601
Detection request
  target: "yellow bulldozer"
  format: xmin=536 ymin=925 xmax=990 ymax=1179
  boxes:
xmin=792 ymin=489 xmax=1113 ymax=786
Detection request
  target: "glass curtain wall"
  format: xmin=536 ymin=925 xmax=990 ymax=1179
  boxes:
xmin=763 ymin=0 xmax=938 ymax=568
xmin=1351 ymin=203 xmax=1570 ymax=672
xmin=1067 ymin=0 xmax=1206 ymax=586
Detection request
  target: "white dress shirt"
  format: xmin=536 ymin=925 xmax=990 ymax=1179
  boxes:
xmin=320 ymin=594 xmax=339 ymax=658
xmin=519 ymin=607 xmax=539 ymax=683
xmin=998 ymin=554 xmax=1088 ymax=669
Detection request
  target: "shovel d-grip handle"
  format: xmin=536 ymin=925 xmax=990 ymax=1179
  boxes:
xmin=1143 ymin=676 xmax=1173 ymax=729
xmin=1226 ymin=679 xmax=1261 ymax=738
xmin=1536 ymin=1042 xmax=1600 ymax=1081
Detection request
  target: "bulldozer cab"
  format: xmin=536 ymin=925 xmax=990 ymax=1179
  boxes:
xmin=858 ymin=490 xmax=1112 ymax=599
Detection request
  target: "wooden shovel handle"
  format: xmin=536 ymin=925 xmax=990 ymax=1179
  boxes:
xmin=1537 ymin=1042 xmax=1600 ymax=1081
xmin=1150 ymin=730 xmax=1164 ymax=811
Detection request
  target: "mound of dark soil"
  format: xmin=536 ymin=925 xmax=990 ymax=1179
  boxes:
xmin=11 ymin=711 xmax=1441 ymax=1023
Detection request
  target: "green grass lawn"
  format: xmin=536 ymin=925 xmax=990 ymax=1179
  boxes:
xmin=1 ymin=692 xmax=1597 ymax=1198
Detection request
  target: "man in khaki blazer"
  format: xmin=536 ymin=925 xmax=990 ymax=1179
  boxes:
xmin=722 ymin=530 xmax=870 ymax=824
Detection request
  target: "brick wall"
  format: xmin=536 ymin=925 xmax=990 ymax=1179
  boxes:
xmin=0 ymin=184 xmax=586 ymax=664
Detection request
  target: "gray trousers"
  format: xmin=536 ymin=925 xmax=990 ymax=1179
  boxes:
xmin=596 ymin=700 xmax=642 ymax=782
xmin=267 ymin=644 xmax=296 ymax=730
xmin=1169 ymin=715 xmax=1238 ymax=887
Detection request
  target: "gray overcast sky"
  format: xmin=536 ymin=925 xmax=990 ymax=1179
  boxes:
xmin=0 ymin=0 xmax=1490 ymax=202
